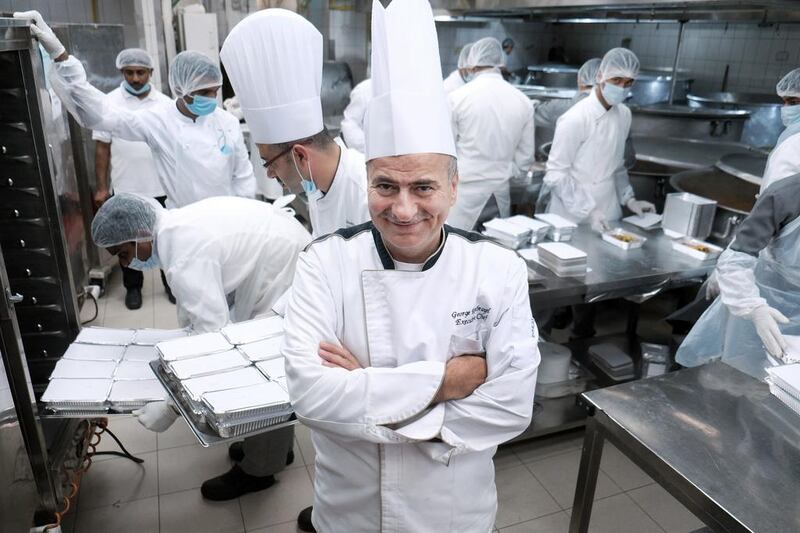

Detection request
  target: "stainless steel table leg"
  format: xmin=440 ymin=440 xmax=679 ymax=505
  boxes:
xmin=568 ymin=417 xmax=605 ymax=533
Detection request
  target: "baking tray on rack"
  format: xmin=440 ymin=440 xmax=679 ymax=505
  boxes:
xmin=149 ymin=360 xmax=297 ymax=447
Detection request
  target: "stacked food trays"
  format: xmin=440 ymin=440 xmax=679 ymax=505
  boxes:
xmin=536 ymin=242 xmax=588 ymax=277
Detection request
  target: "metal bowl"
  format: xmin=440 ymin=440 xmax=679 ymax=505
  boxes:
xmin=687 ymin=91 xmax=784 ymax=148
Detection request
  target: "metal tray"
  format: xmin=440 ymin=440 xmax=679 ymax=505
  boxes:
xmin=49 ymin=359 xmax=117 ymax=380
xmin=150 ymin=360 xmax=297 ymax=447
xmin=132 ymin=328 xmax=190 ymax=346
xmin=201 ymin=382 xmax=291 ymax=423
xmin=107 ymin=379 xmax=167 ymax=410
xmin=114 ymin=360 xmax=157 ymax=380
xmin=62 ymin=343 xmax=126 ymax=361
xmin=166 ymin=349 xmax=250 ymax=380
xmin=255 ymin=358 xmax=287 ymax=380
xmin=206 ymin=412 xmax=294 ymax=438
xmin=156 ymin=331 xmax=232 ymax=362
xmin=221 ymin=315 xmax=284 ymax=345
xmin=122 ymin=344 xmax=159 ymax=362
xmin=239 ymin=337 xmax=284 ymax=362
xmin=74 ymin=327 xmax=136 ymax=345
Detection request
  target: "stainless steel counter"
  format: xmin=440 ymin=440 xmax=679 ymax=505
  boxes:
xmin=526 ymin=222 xmax=714 ymax=309
xmin=570 ymin=362 xmax=800 ymax=532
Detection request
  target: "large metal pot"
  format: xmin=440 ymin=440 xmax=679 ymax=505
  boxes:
xmin=669 ymin=167 xmax=758 ymax=244
xmin=687 ymin=91 xmax=784 ymax=148
xmin=630 ymin=71 xmax=693 ymax=105
xmin=630 ymin=104 xmax=750 ymax=142
xmin=525 ymin=64 xmax=578 ymax=87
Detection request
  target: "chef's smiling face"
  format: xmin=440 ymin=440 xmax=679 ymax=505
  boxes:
xmin=367 ymin=153 xmax=458 ymax=263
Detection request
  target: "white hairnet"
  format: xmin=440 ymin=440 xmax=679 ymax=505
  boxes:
xmin=168 ymin=50 xmax=222 ymax=97
xmin=91 ymin=193 xmax=162 ymax=247
xmin=457 ymin=42 xmax=473 ymax=70
xmin=776 ymin=68 xmax=800 ymax=98
xmin=115 ymin=48 xmax=153 ymax=70
xmin=577 ymin=58 xmax=602 ymax=87
xmin=597 ymin=48 xmax=640 ymax=82
xmin=466 ymin=37 xmax=505 ymax=69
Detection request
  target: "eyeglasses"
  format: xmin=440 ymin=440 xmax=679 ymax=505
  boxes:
xmin=261 ymin=139 xmax=314 ymax=172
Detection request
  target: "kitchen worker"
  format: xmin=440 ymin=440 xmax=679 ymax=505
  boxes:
xmin=339 ymin=78 xmax=372 ymax=153
xmin=447 ymin=37 xmax=535 ymax=230
xmin=15 ymin=11 xmax=256 ymax=209
xmin=91 ymin=193 xmax=310 ymax=500
xmin=93 ymin=48 xmax=174 ymax=310
xmin=221 ymin=8 xmax=369 ymax=239
xmin=544 ymin=47 xmax=654 ymax=232
xmin=535 ymin=57 xmax=601 ymax=134
xmin=677 ymin=172 xmax=800 ymax=378
xmin=442 ymin=42 xmax=473 ymax=95
xmin=283 ymin=1 xmax=539 ymax=532
xmin=759 ymin=68 xmax=800 ymax=192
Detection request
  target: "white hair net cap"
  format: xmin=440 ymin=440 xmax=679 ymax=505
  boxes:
xmin=776 ymin=68 xmax=800 ymax=98
xmin=577 ymin=58 xmax=601 ymax=87
xmin=457 ymin=42 xmax=473 ymax=70
xmin=168 ymin=51 xmax=222 ymax=97
xmin=115 ymin=48 xmax=153 ymax=70
xmin=466 ymin=37 xmax=505 ymax=69
xmin=597 ymin=48 xmax=640 ymax=82
xmin=91 ymin=193 xmax=163 ymax=247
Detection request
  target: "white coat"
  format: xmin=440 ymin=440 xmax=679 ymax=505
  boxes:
xmin=154 ymin=197 xmax=310 ymax=333
xmin=447 ymin=71 xmax=535 ymax=230
xmin=51 ymin=56 xmax=256 ymax=208
xmin=306 ymin=138 xmax=370 ymax=238
xmin=760 ymin=131 xmax=800 ymax=193
xmin=544 ymin=89 xmax=634 ymax=223
xmin=340 ymin=79 xmax=372 ymax=154
xmin=442 ymin=69 xmax=465 ymax=94
xmin=283 ymin=222 xmax=539 ymax=533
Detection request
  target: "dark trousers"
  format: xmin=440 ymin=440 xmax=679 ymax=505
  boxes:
xmin=121 ymin=196 xmax=171 ymax=295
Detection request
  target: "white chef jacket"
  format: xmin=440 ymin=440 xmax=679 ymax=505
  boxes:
xmin=442 ymin=69 xmax=464 ymax=95
xmin=544 ymin=89 xmax=635 ymax=223
xmin=283 ymin=222 xmax=540 ymax=533
xmin=307 ymin=138 xmax=370 ymax=238
xmin=447 ymin=70 xmax=535 ymax=230
xmin=155 ymin=197 xmax=310 ymax=333
xmin=92 ymin=85 xmax=170 ymax=198
xmin=760 ymin=131 xmax=800 ymax=193
xmin=50 ymin=56 xmax=255 ymax=208
xmin=339 ymin=79 xmax=371 ymax=154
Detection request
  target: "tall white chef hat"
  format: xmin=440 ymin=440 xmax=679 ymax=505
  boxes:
xmin=365 ymin=0 xmax=456 ymax=161
xmin=220 ymin=9 xmax=323 ymax=144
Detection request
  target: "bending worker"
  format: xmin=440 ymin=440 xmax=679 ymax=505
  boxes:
xmin=760 ymin=67 xmax=800 ymax=192
xmin=283 ymin=1 xmax=539 ymax=531
xmin=544 ymin=47 xmax=654 ymax=232
xmin=442 ymin=42 xmax=473 ymax=95
xmin=91 ymin=193 xmax=310 ymax=500
xmin=16 ymin=11 xmax=255 ymax=209
xmin=221 ymin=8 xmax=369 ymax=239
xmin=677 ymin=172 xmax=800 ymax=378
xmin=447 ymin=37 xmax=535 ymax=230
xmin=92 ymin=48 xmax=174 ymax=310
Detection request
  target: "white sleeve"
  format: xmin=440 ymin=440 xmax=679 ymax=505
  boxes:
xmin=717 ymin=248 xmax=764 ymax=317
xmin=400 ymin=259 xmax=540 ymax=464
xmin=544 ymin=114 xmax=596 ymax=219
xmin=340 ymin=85 xmax=369 ymax=153
xmin=229 ymin=122 xmax=256 ymax=199
xmin=283 ymin=248 xmax=446 ymax=444
xmin=513 ymin=100 xmax=536 ymax=176
xmin=50 ymin=56 xmax=152 ymax=144
xmin=92 ymin=129 xmax=112 ymax=143
xmin=166 ymin=259 xmax=231 ymax=333
xmin=613 ymin=164 xmax=635 ymax=205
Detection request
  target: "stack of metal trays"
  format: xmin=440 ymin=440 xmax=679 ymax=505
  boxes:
xmin=765 ymin=363 xmax=800 ymax=416
xmin=504 ymin=215 xmax=551 ymax=244
xmin=202 ymin=382 xmax=293 ymax=438
xmin=534 ymin=213 xmax=578 ymax=242
xmin=180 ymin=367 xmax=268 ymax=424
xmin=537 ymin=242 xmax=587 ymax=277
xmin=165 ymin=349 xmax=251 ymax=381
xmin=481 ymin=218 xmax=532 ymax=249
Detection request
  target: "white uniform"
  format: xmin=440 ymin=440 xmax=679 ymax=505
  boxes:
xmin=545 ymin=89 xmax=634 ymax=223
xmin=155 ymin=197 xmax=310 ymax=332
xmin=760 ymin=131 xmax=800 ymax=192
xmin=339 ymin=79 xmax=371 ymax=154
xmin=50 ymin=56 xmax=256 ymax=208
xmin=283 ymin=222 xmax=539 ymax=533
xmin=442 ymin=69 xmax=464 ymax=94
xmin=307 ymin=138 xmax=370 ymax=238
xmin=447 ymin=71 xmax=535 ymax=230
xmin=92 ymin=85 xmax=170 ymax=198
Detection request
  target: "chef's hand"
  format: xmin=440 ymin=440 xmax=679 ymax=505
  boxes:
xmin=13 ymin=11 xmax=66 ymax=60
xmin=588 ymin=209 xmax=610 ymax=234
xmin=626 ymin=199 xmax=656 ymax=217
xmin=751 ymin=305 xmax=789 ymax=359
xmin=434 ymin=354 xmax=487 ymax=403
xmin=318 ymin=341 xmax=363 ymax=371
xmin=133 ymin=400 xmax=179 ymax=433
xmin=705 ymin=270 xmax=720 ymax=301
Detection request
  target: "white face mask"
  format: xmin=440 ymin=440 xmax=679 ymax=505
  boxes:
xmin=601 ymin=82 xmax=627 ymax=106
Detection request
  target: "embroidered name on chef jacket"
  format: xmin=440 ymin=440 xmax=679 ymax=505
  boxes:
xmin=451 ymin=305 xmax=492 ymax=326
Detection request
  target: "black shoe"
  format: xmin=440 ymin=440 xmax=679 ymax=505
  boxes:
xmin=125 ymin=288 xmax=142 ymax=310
xmin=201 ymin=465 xmax=276 ymax=501
xmin=297 ymin=506 xmax=316 ymax=532
xmin=286 ymin=449 xmax=295 ymax=466
xmin=228 ymin=441 xmax=244 ymax=462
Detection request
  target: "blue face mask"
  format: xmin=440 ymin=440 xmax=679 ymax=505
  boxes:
xmin=601 ymin=82 xmax=628 ymax=106
xmin=122 ymin=80 xmax=150 ymax=96
xmin=292 ymin=151 xmax=318 ymax=195
xmin=781 ymin=104 xmax=800 ymax=127
xmin=128 ymin=241 xmax=159 ymax=271
xmin=185 ymin=95 xmax=217 ymax=117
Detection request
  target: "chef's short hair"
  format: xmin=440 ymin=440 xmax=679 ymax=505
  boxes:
xmin=273 ymin=129 xmax=334 ymax=152
xmin=366 ymin=155 xmax=457 ymax=182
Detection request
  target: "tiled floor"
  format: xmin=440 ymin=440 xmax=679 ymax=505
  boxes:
xmin=63 ymin=269 xmax=705 ymax=533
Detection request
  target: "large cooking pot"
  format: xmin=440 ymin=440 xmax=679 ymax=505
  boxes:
xmin=630 ymin=71 xmax=693 ymax=105
xmin=630 ymin=104 xmax=749 ymax=142
xmin=632 ymin=136 xmax=766 ymax=170
xmin=687 ymin=91 xmax=784 ymax=148
xmin=669 ymin=167 xmax=758 ymax=244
